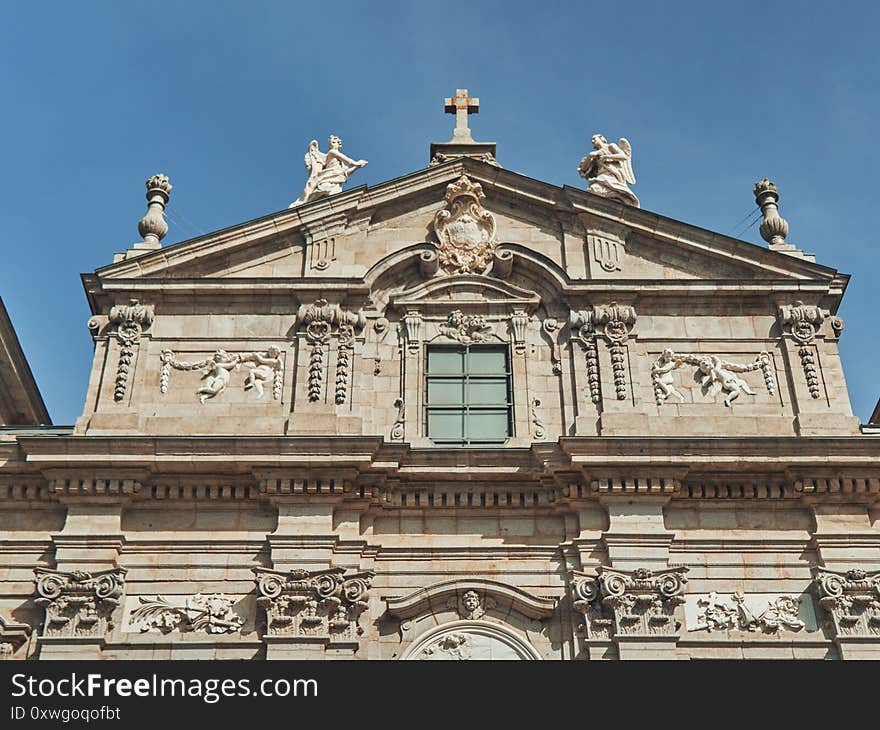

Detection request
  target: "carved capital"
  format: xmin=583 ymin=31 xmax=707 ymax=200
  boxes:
xmin=107 ymin=301 xmax=154 ymax=402
xmin=254 ymin=567 xmax=374 ymax=644
xmin=402 ymin=310 xmax=423 ymax=353
xmin=571 ymin=566 xmax=688 ymax=639
xmin=777 ymin=300 xmax=829 ymax=399
xmin=295 ymin=300 xmax=365 ymax=402
xmin=813 ymin=567 xmax=880 ymax=638
xmin=570 ymin=304 xmax=636 ymax=401
xmin=34 ymin=567 xmax=126 ymax=639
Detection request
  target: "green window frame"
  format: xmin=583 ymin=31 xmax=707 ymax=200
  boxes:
xmin=424 ymin=344 xmax=513 ymax=446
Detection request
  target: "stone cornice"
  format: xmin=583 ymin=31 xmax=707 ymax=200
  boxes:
xmin=1 ymin=436 xmax=877 ymax=505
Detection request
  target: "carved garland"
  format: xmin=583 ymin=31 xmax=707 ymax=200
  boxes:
xmin=159 ymin=348 xmax=283 ymax=403
xmin=34 ymin=568 xmax=127 ymax=639
xmin=571 ymin=304 xmax=637 ymax=402
xmin=651 ymin=350 xmax=775 ymax=407
xmin=813 ymin=567 xmax=880 ymax=637
xmin=129 ymin=594 xmax=243 ymax=634
xmin=106 ymin=302 xmax=154 ymax=402
xmin=253 ymin=567 xmax=374 ymax=642
xmin=571 ymin=566 xmax=688 ymax=640
xmin=296 ymin=300 xmax=365 ymax=403
xmin=778 ymin=301 xmax=829 ymax=399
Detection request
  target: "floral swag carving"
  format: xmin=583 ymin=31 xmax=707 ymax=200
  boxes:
xmin=129 ymin=594 xmax=243 ymax=634
xmin=694 ymin=592 xmax=805 ymax=633
xmin=651 ymin=349 xmax=776 ymax=407
xmin=295 ymin=300 xmax=365 ymax=403
xmin=571 ymin=566 xmax=688 ymax=640
xmin=160 ymin=347 xmax=283 ymax=403
xmin=253 ymin=567 xmax=374 ymax=643
xmin=433 ymin=175 xmax=498 ymax=274
xmin=813 ymin=567 xmax=880 ymax=637
xmin=34 ymin=568 xmax=127 ymax=638
xmin=570 ymin=303 xmax=637 ymax=402
xmin=439 ymin=310 xmax=493 ymax=343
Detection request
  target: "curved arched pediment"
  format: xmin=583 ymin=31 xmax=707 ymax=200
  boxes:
xmin=384 ymin=578 xmax=557 ymax=621
xmin=389 ymin=275 xmax=541 ymax=317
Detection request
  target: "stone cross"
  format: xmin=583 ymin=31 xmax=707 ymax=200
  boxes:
xmin=444 ymin=89 xmax=479 ymax=142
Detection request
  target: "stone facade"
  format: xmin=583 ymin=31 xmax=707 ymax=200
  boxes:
xmin=0 ymin=153 xmax=877 ymax=660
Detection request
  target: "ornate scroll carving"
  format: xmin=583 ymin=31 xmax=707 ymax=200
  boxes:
xmin=813 ymin=568 xmax=880 ymax=637
xmin=651 ymin=350 xmax=775 ymax=407
xmin=34 ymin=568 xmax=126 ymax=638
xmin=253 ymin=567 xmax=374 ymax=643
xmin=693 ymin=592 xmax=806 ymax=633
xmin=108 ymin=302 xmax=154 ymax=402
xmin=778 ymin=301 xmax=830 ymax=399
xmin=439 ymin=310 xmax=493 ymax=343
xmin=542 ymin=318 xmax=562 ymax=376
xmin=0 ymin=616 xmax=31 ymax=659
xmin=391 ymin=397 xmax=405 ymax=441
xmin=295 ymin=300 xmax=365 ymax=402
xmin=571 ymin=304 xmax=637 ymax=401
xmin=129 ymin=594 xmax=243 ymax=634
xmin=571 ymin=566 xmax=688 ymax=639
xmin=159 ymin=347 xmax=283 ymax=403
xmin=530 ymin=398 xmax=546 ymax=439
xmin=433 ymin=175 xmax=498 ymax=274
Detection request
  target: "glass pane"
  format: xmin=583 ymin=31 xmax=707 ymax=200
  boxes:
xmin=428 ymin=349 xmax=464 ymax=374
xmin=427 ymin=379 xmax=465 ymax=405
xmin=467 ymin=379 xmax=508 ymax=404
xmin=467 ymin=348 xmax=507 ymax=374
xmin=467 ymin=409 xmax=510 ymax=440
xmin=427 ymin=409 xmax=465 ymax=441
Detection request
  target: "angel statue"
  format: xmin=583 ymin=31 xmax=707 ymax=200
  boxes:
xmin=578 ymin=134 xmax=639 ymax=207
xmin=289 ymin=135 xmax=367 ymax=208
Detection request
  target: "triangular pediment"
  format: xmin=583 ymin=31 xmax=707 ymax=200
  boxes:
xmin=86 ymin=158 xmax=846 ymax=309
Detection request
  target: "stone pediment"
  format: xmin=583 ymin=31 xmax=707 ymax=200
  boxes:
xmin=389 ymin=275 xmax=541 ymax=317
xmin=87 ymin=158 xmax=844 ymax=298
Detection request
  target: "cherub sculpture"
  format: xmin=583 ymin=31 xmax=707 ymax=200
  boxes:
xmin=696 ymin=355 xmax=757 ymax=407
xmin=578 ymin=134 xmax=639 ymax=207
xmin=197 ymin=350 xmax=240 ymax=404
xmin=289 ymin=135 xmax=367 ymax=208
xmin=652 ymin=348 xmax=686 ymax=403
xmin=241 ymin=346 xmax=282 ymax=399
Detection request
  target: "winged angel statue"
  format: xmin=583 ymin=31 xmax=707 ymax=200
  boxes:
xmin=578 ymin=134 xmax=639 ymax=207
xmin=289 ymin=135 xmax=367 ymax=208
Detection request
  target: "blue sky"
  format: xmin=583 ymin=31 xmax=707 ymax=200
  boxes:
xmin=1 ymin=1 xmax=877 ymax=423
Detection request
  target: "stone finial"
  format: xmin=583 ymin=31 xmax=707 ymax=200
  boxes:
xmin=753 ymin=178 xmax=789 ymax=246
xmin=137 ymin=173 xmax=172 ymax=248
